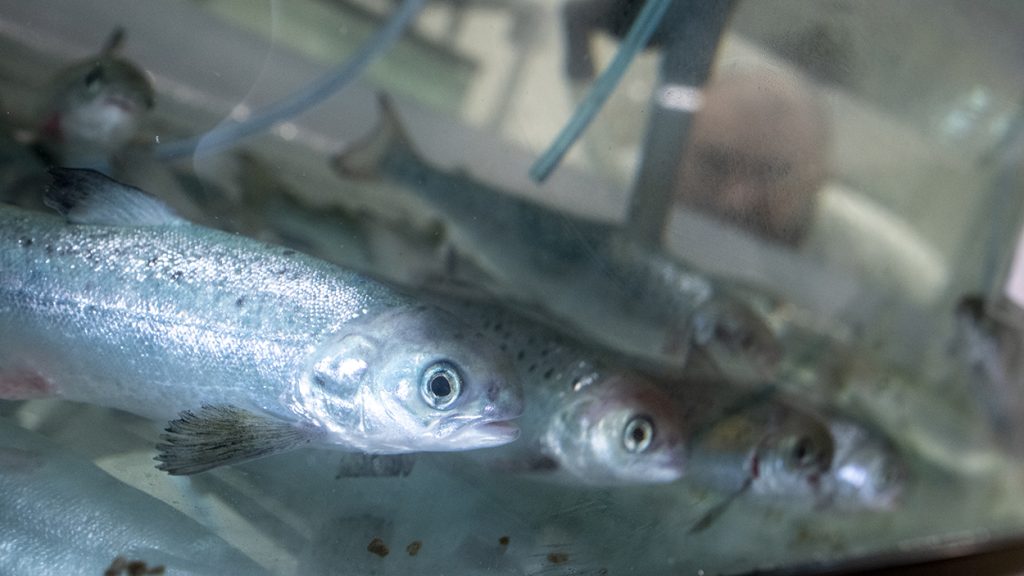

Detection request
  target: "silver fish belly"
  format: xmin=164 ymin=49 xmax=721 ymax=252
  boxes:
xmin=0 ymin=418 xmax=268 ymax=576
xmin=0 ymin=204 xmax=378 ymax=417
xmin=0 ymin=170 xmax=523 ymax=472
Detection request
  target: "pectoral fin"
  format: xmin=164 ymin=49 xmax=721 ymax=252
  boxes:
xmin=154 ymin=405 xmax=315 ymax=475
xmin=45 ymin=168 xmax=185 ymax=226
xmin=688 ymin=478 xmax=751 ymax=534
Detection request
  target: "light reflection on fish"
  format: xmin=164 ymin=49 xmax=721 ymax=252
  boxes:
xmin=0 ymin=417 xmax=268 ymax=575
xmin=0 ymin=169 xmax=523 ymax=475
xmin=331 ymin=95 xmax=781 ymax=379
xmin=820 ymin=415 xmax=907 ymax=510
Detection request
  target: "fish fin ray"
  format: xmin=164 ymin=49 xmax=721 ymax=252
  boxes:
xmin=688 ymin=479 xmax=751 ymax=534
xmin=154 ymin=405 xmax=312 ymax=475
xmin=45 ymin=168 xmax=185 ymax=226
xmin=331 ymin=93 xmax=418 ymax=179
xmin=334 ymin=453 xmax=416 ymax=479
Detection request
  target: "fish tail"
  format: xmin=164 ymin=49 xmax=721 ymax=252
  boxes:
xmin=331 ymin=93 xmax=419 ymax=179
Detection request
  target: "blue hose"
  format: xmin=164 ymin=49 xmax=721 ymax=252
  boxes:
xmin=529 ymin=0 xmax=671 ymax=183
xmin=156 ymin=0 xmax=427 ymax=161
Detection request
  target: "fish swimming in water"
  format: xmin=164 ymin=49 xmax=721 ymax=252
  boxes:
xmin=1 ymin=28 xmax=156 ymax=212
xmin=681 ymin=386 xmax=835 ymax=531
xmin=331 ymin=94 xmax=781 ymax=378
xmin=441 ymin=298 xmax=688 ymax=486
xmin=35 ymin=27 xmax=155 ymax=169
xmin=0 ymin=417 xmax=269 ymax=575
xmin=0 ymin=168 xmax=523 ymax=474
xmin=952 ymin=294 xmax=1024 ymax=454
xmin=333 ymin=297 xmax=688 ymax=485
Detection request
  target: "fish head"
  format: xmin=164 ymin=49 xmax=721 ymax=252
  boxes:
xmin=303 ymin=305 xmax=524 ymax=453
xmin=750 ymin=405 xmax=835 ymax=496
xmin=41 ymin=56 xmax=155 ymax=155
xmin=691 ymin=294 xmax=782 ymax=380
xmin=819 ymin=419 xmax=908 ymax=510
xmin=548 ymin=375 xmax=687 ymax=485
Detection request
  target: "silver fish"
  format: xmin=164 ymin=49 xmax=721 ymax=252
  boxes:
xmin=331 ymin=95 xmax=781 ymax=377
xmin=0 ymin=169 xmax=523 ymax=474
xmin=819 ymin=415 xmax=907 ymax=510
xmin=35 ymin=27 xmax=154 ymax=168
xmin=441 ymin=299 xmax=688 ymax=486
xmin=952 ymin=294 xmax=1024 ymax=454
xmin=683 ymin=386 xmax=834 ymax=531
xmin=0 ymin=417 xmax=268 ymax=575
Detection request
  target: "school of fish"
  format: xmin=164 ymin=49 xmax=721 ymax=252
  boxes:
xmin=0 ymin=12 xmax=974 ymax=576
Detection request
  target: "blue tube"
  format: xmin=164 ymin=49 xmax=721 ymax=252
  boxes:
xmin=529 ymin=0 xmax=671 ymax=183
xmin=156 ymin=0 xmax=427 ymax=161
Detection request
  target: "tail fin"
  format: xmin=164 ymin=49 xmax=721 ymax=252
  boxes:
xmin=331 ymin=93 xmax=418 ymax=179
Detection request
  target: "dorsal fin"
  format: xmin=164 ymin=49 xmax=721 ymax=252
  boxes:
xmin=44 ymin=168 xmax=185 ymax=226
xmin=100 ymin=26 xmax=126 ymax=56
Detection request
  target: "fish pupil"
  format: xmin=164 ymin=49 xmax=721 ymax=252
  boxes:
xmin=430 ymin=375 xmax=452 ymax=398
xmin=631 ymin=426 xmax=647 ymax=443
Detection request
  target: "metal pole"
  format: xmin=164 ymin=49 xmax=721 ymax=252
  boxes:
xmin=625 ymin=0 xmax=736 ymax=247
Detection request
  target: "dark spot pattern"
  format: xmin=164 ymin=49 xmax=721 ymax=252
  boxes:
xmin=235 ymin=296 xmax=246 ymax=308
xmin=406 ymin=541 xmax=422 ymax=556
xmin=367 ymin=538 xmax=389 ymax=557
xmin=547 ymin=552 xmax=569 ymax=564
xmin=499 ymin=536 xmax=510 ymax=547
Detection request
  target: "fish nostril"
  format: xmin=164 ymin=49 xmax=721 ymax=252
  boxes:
xmin=487 ymin=381 xmax=502 ymax=403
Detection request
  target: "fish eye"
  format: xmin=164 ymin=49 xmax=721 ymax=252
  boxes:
xmin=739 ymin=331 xmax=756 ymax=351
xmin=622 ymin=415 xmax=655 ymax=453
xmin=84 ymin=65 xmax=105 ymax=90
xmin=421 ymin=361 xmax=462 ymax=410
xmin=784 ymin=435 xmax=822 ymax=471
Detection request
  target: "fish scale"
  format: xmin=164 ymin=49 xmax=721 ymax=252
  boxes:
xmin=332 ymin=95 xmax=782 ymax=378
xmin=432 ymin=298 xmax=688 ymax=486
xmin=0 ymin=169 xmax=524 ymax=474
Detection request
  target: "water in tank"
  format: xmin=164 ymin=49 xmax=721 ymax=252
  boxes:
xmin=0 ymin=1 xmax=1023 ymax=574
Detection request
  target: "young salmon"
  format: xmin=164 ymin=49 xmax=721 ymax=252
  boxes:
xmin=331 ymin=95 xmax=780 ymax=378
xmin=446 ymin=299 xmax=688 ymax=486
xmin=0 ymin=169 xmax=523 ymax=474
xmin=35 ymin=27 xmax=155 ymax=168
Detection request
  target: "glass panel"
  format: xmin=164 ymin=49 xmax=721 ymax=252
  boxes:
xmin=0 ymin=1 xmax=1022 ymax=574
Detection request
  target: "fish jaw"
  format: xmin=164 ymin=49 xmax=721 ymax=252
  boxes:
xmin=440 ymin=419 xmax=521 ymax=450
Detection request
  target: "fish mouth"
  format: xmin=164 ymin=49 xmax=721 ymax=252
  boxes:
xmin=448 ymin=420 xmax=520 ymax=449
